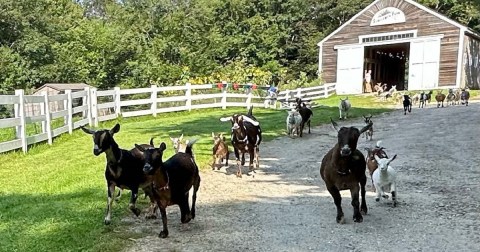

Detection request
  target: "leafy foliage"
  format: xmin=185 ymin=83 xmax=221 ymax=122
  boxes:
xmin=1 ymin=0 xmax=479 ymax=93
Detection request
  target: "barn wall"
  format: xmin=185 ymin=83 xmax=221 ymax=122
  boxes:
xmin=462 ymin=35 xmax=480 ymax=89
xmin=321 ymin=0 xmax=460 ymax=87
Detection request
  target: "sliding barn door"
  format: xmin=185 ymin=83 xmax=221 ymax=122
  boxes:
xmin=409 ymin=38 xmax=441 ymax=90
xmin=336 ymin=45 xmax=364 ymax=94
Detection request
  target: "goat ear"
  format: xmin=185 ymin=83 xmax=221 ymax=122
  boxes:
xmin=243 ymin=116 xmax=259 ymax=126
xmin=80 ymin=126 xmax=95 ymax=135
xmin=359 ymin=122 xmax=372 ymax=134
xmin=330 ymin=117 xmax=340 ymax=132
xmin=135 ymin=144 xmax=146 ymax=152
xmin=220 ymin=116 xmax=232 ymax=122
xmin=179 ymin=134 xmax=183 ymax=141
xmin=388 ymin=154 xmax=397 ymax=165
xmin=159 ymin=142 xmax=167 ymax=151
xmin=110 ymin=124 xmax=120 ymax=135
xmin=212 ymin=132 xmax=215 ymax=138
xmin=374 ymin=154 xmax=381 ymax=163
xmin=149 ymin=137 xmax=154 ymax=146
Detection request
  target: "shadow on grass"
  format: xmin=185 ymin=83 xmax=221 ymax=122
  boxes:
xmin=0 ymin=188 xmax=154 ymax=252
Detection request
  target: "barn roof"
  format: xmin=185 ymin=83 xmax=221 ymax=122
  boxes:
xmin=35 ymin=83 xmax=92 ymax=93
xmin=317 ymin=0 xmax=480 ymax=46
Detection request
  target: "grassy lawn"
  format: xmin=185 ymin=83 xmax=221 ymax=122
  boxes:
xmin=0 ymin=94 xmax=405 ymax=252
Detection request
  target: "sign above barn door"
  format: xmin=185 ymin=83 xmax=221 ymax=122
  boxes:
xmin=371 ymin=7 xmax=406 ymax=26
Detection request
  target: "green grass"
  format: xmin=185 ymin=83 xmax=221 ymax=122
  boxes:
xmin=0 ymin=94 xmax=404 ymax=252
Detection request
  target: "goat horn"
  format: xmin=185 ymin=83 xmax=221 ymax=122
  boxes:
xmin=220 ymin=116 xmax=232 ymax=122
xmin=243 ymin=116 xmax=260 ymax=126
xmin=149 ymin=137 xmax=155 ymax=146
xmin=330 ymin=117 xmax=340 ymax=132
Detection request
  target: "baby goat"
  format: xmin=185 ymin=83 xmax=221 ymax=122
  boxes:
xmin=286 ymin=110 xmax=302 ymax=137
xmin=372 ymin=154 xmax=398 ymax=207
xmin=338 ymin=97 xmax=351 ymax=120
xmin=211 ymin=132 xmax=230 ymax=170
xmin=362 ymin=115 xmax=373 ymax=141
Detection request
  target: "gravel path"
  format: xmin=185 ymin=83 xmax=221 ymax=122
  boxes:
xmin=123 ymin=101 xmax=480 ymax=252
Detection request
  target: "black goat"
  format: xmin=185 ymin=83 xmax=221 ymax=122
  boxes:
xmin=81 ymin=124 xmax=156 ymax=225
xmin=295 ymin=98 xmax=313 ymax=137
xmin=320 ymin=118 xmax=372 ymax=224
xmin=220 ymin=108 xmax=262 ymax=177
xmin=461 ymin=89 xmax=470 ymax=106
xmin=403 ymin=94 xmax=412 ymax=115
xmin=419 ymin=90 xmax=433 ymax=108
xmin=363 ymin=115 xmax=373 ymax=140
xmin=135 ymin=140 xmax=200 ymax=238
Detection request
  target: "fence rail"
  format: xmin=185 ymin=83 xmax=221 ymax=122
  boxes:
xmin=0 ymin=82 xmax=336 ymax=153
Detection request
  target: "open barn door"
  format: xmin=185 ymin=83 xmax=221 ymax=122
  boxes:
xmin=408 ymin=38 xmax=441 ymax=90
xmin=336 ymin=45 xmax=364 ymax=94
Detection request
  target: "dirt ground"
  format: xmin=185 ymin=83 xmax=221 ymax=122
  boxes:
xmin=123 ymin=100 xmax=480 ymax=252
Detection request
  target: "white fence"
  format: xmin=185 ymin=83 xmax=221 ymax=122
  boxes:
xmin=0 ymin=82 xmax=336 ymax=153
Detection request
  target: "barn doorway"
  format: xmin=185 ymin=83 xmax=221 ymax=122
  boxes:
xmin=363 ymin=43 xmax=410 ymax=92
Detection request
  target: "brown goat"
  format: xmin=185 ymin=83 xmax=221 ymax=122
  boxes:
xmin=435 ymin=91 xmax=446 ymax=108
xmin=211 ymin=132 xmax=230 ymax=170
xmin=220 ymin=107 xmax=262 ymax=178
xmin=135 ymin=140 xmax=200 ymax=238
xmin=320 ymin=118 xmax=372 ymax=224
xmin=365 ymin=141 xmax=389 ymax=192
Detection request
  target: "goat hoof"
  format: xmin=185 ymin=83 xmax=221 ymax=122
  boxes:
xmin=375 ymin=198 xmax=380 ymax=202
xmin=104 ymin=219 xmax=111 ymax=225
xmin=159 ymin=231 xmax=168 ymax=238
xmin=353 ymin=215 xmax=363 ymax=223
xmin=393 ymin=201 xmax=397 ymax=207
xmin=181 ymin=215 xmax=192 ymax=223
xmin=336 ymin=215 xmax=345 ymax=224
xmin=145 ymin=213 xmax=157 ymax=219
xmin=131 ymin=208 xmax=141 ymax=217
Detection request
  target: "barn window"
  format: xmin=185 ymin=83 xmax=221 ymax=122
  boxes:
xmin=360 ymin=30 xmax=417 ymax=44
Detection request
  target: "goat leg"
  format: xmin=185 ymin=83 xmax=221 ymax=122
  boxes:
xmin=359 ymin=175 xmax=368 ymax=215
xmin=391 ymin=182 xmax=398 ymax=207
xmin=128 ymin=187 xmax=141 ymax=217
xmin=158 ymin=205 xmax=169 ymax=238
xmin=327 ymin=186 xmax=345 ymax=224
xmin=225 ymin=151 xmax=230 ymax=167
xmin=236 ymin=159 xmax=243 ymax=178
xmin=350 ymin=186 xmax=363 ymax=223
xmin=180 ymin=195 xmax=192 ymax=223
xmin=191 ymin=175 xmax=200 ymax=220
xmin=104 ymin=182 xmax=116 ymax=225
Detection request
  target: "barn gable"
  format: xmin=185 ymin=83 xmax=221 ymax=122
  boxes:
xmin=317 ymin=0 xmax=478 ymax=94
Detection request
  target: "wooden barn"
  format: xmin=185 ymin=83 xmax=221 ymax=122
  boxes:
xmin=317 ymin=0 xmax=480 ymax=95
xmin=25 ymin=83 xmax=91 ymax=116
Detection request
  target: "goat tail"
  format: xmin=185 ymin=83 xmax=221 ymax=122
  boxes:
xmin=185 ymin=138 xmax=199 ymax=157
xmin=376 ymin=140 xmax=382 ymax=148
xmin=247 ymin=106 xmax=254 ymax=117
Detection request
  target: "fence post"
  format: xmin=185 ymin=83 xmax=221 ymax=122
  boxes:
xmin=324 ymin=84 xmax=329 ymax=98
xmin=65 ymin=90 xmax=73 ymax=134
xmin=90 ymin=88 xmax=99 ymax=127
xmin=246 ymin=87 xmax=252 ymax=109
xmin=84 ymin=87 xmax=92 ymax=126
xmin=296 ymin=88 xmax=302 ymax=99
xmin=185 ymin=82 xmax=192 ymax=112
xmin=150 ymin=85 xmax=157 ymax=117
xmin=42 ymin=91 xmax=53 ymax=145
xmin=40 ymin=93 xmax=46 ymax=134
xmin=14 ymin=90 xmax=27 ymax=153
xmin=114 ymin=87 xmax=121 ymax=117
xmin=221 ymin=81 xmax=227 ymax=109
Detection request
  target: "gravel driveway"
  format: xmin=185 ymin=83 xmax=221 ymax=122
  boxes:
xmin=124 ymin=101 xmax=480 ymax=252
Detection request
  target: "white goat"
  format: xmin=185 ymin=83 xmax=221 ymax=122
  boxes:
xmin=286 ymin=110 xmax=302 ymax=137
xmin=372 ymin=154 xmax=398 ymax=207
xmin=170 ymin=134 xmax=183 ymax=153
xmin=338 ymin=97 xmax=351 ymax=120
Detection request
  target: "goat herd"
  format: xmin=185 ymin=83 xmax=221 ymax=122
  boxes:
xmin=378 ymin=85 xmax=471 ymax=115
xmin=80 ymin=88 xmax=471 ymax=238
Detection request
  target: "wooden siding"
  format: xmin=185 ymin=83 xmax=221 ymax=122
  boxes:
xmin=321 ymin=0 xmax=460 ymax=87
xmin=462 ymin=35 xmax=480 ymax=89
